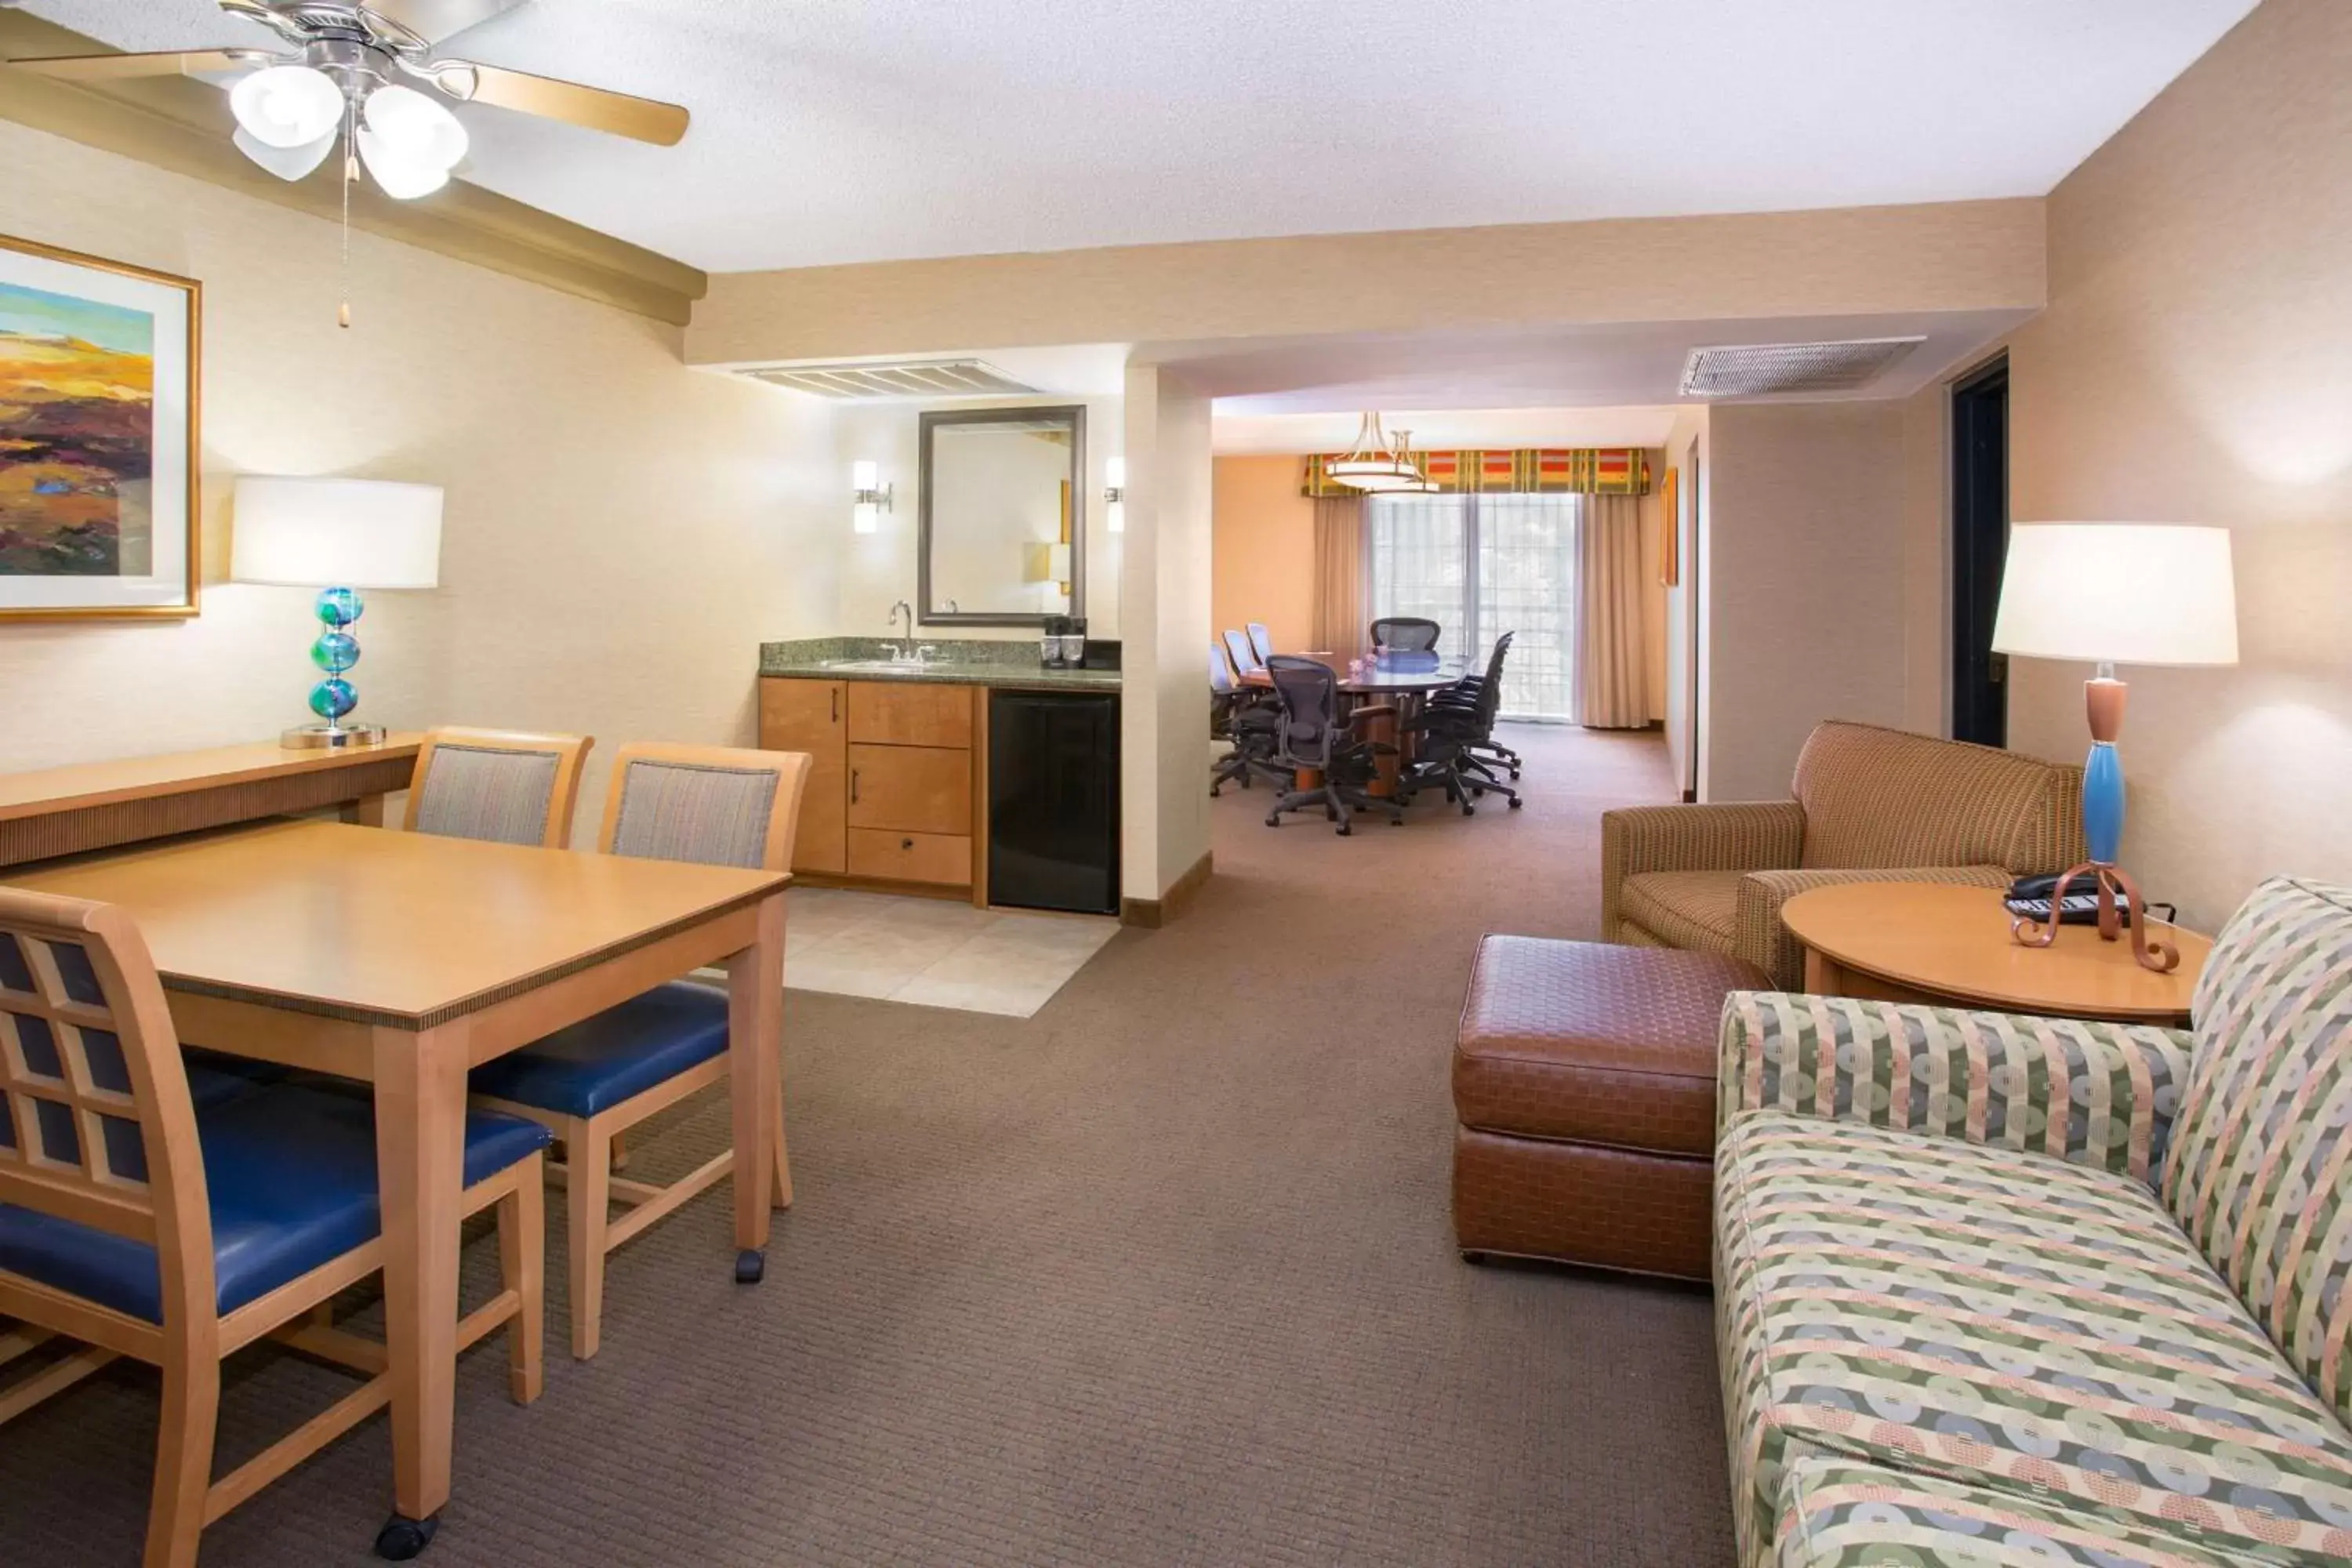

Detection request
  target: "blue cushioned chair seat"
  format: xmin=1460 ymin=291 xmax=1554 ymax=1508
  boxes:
xmin=183 ymin=1047 xmax=291 ymax=1111
xmin=0 ymin=1083 xmax=550 ymax=1325
xmin=468 ymin=982 xmax=730 ymax=1119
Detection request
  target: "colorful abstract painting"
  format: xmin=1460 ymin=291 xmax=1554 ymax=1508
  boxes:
xmin=0 ymin=235 xmax=198 ymax=619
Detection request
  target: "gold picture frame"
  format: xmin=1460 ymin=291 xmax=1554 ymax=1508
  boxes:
xmin=1 ymin=231 xmax=201 ymax=621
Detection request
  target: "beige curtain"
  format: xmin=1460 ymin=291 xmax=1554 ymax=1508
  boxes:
xmin=1575 ymin=493 xmax=1648 ymax=728
xmin=1309 ymin=493 xmax=1367 ymax=652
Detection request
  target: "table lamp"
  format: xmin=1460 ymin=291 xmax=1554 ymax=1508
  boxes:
xmin=231 ymin=476 xmax=443 ymax=749
xmin=1991 ymin=523 xmax=2238 ymax=971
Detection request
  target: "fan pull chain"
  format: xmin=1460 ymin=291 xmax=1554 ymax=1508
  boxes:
xmin=338 ymin=96 xmax=357 ymax=329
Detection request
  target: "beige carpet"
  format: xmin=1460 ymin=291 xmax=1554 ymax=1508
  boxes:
xmin=0 ymin=723 xmax=1735 ymax=1567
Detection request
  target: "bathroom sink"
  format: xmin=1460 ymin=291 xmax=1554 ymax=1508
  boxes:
xmin=817 ymin=658 xmax=933 ymax=671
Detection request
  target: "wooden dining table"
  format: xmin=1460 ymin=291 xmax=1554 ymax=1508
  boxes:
xmin=5 ymin=818 xmax=790 ymax=1547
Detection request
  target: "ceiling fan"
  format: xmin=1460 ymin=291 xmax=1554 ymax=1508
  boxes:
xmin=7 ymin=0 xmax=689 ymax=201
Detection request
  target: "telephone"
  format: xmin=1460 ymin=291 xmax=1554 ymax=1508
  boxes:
xmin=2005 ymin=873 xmax=2177 ymax=927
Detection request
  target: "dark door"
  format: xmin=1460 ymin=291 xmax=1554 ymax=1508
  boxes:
xmin=1950 ymin=357 xmax=2009 ymax=747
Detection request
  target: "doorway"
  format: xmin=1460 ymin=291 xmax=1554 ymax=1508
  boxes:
xmin=1950 ymin=356 xmax=2009 ymax=747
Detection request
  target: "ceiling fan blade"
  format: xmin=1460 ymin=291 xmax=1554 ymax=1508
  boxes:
xmin=442 ymin=61 xmax=688 ymax=146
xmin=5 ymin=48 xmax=259 ymax=81
xmin=361 ymin=0 xmax=528 ymax=47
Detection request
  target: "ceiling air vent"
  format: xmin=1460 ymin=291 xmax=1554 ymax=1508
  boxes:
xmin=743 ymin=358 xmax=1039 ymax=399
xmin=1678 ymin=336 xmax=1926 ymax=397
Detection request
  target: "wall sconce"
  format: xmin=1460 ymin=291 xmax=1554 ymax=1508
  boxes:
xmin=851 ymin=460 xmax=893 ymax=534
xmin=1104 ymin=456 xmax=1126 ymax=534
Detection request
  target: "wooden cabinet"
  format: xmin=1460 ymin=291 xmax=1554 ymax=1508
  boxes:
xmin=757 ymin=678 xmax=846 ymax=873
xmin=848 ymin=743 xmax=971 ymax=836
xmin=760 ymin=676 xmax=977 ymax=891
xmin=848 ymin=682 xmax=973 ymax=749
xmin=847 ymin=829 xmax=971 ymax=887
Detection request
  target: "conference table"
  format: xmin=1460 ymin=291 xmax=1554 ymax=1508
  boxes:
xmin=1242 ymin=652 xmax=1469 ymax=795
xmin=6 ymin=819 xmax=789 ymax=1544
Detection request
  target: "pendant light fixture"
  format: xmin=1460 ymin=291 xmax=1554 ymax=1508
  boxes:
xmin=1325 ymin=412 xmax=1435 ymax=492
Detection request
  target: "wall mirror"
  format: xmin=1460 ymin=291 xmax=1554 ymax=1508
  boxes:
xmin=918 ymin=405 xmax=1086 ymax=626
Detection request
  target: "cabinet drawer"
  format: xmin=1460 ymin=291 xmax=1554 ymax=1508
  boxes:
xmin=848 ymin=682 xmax=973 ymax=748
xmin=847 ymin=743 xmax=972 ymax=835
xmin=847 ymin=829 xmax=971 ymax=887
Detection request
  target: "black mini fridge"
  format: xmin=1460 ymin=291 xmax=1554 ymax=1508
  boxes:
xmin=988 ymin=691 xmax=1120 ymax=914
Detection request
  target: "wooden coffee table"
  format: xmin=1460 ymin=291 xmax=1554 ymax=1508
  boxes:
xmin=1780 ymin=882 xmax=2210 ymax=1025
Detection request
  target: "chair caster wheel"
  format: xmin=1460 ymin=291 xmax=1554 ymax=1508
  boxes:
xmin=1209 ymin=786 xmax=1221 ymax=797
xmin=1461 ymin=804 xmax=1475 ymax=816
xmin=1510 ymin=770 xmax=1522 ymax=780
xmin=1265 ymin=815 xmax=1280 ymax=828
xmin=1389 ymin=817 xmax=1403 ymax=826
xmin=1508 ymin=797 xmax=1523 ymax=810
xmin=375 ymin=1513 xmax=439 ymax=1560
xmin=1461 ymin=1250 xmax=1490 ymax=1266
xmin=735 ymin=1249 xmax=764 ymax=1284
xmin=1337 ymin=824 xmax=1352 ymax=836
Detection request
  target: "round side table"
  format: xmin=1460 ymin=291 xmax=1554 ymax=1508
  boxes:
xmin=1778 ymin=882 xmax=2210 ymax=1025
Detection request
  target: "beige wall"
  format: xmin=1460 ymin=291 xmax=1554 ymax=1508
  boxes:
xmin=1120 ymin=366 xmax=1214 ymax=904
xmin=690 ymin=200 xmax=2045 ymax=364
xmin=1210 ymin=456 xmax=1314 ymax=656
xmin=0 ymin=122 xmax=835 ymax=840
xmin=1704 ymin=402 xmax=1911 ymax=802
xmin=1999 ymin=0 xmax=2352 ymax=928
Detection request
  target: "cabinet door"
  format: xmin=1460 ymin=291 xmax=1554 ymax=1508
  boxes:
xmin=848 ymin=682 xmax=974 ymax=748
xmin=757 ymin=678 xmax=847 ymax=873
xmin=847 ymin=743 xmax=972 ymax=837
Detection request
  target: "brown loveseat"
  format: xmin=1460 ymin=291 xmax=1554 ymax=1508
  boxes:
xmin=1600 ymin=720 xmax=2082 ymax=989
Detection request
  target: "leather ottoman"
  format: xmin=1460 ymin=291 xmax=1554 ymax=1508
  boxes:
xmin=1452 ymin=935 xmax=1766 ymax=1279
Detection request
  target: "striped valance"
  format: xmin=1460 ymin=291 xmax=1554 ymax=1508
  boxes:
xmin=1300 ymin=448 xmax=1652 ymax=499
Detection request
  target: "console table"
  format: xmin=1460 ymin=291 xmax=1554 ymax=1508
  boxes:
xmin=0 ymin=735 xmax=423 ymax=869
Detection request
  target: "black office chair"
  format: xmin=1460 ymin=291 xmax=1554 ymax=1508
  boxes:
xmin=1402 ymin=635 xmax=1523 ymax=814
xmin=1261 ymin=656 xmax=1403 ymax=835
xmin=1210 ymin=641 xmax=1287 ymax=795
xmin=1370 ymin=616 xmax=1442 ymax=654
xmin=1427 ymin=632 xmax=1523 ymax=779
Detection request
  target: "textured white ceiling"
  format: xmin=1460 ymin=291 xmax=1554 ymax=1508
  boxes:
xmin=21 ymin=0 xmax=2258 ymax=273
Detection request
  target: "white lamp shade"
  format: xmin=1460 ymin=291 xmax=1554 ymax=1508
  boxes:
xmin=231 ymin=477 xmax=444 ymax=590
xmin=1992 ymin=524 xmax=2238 ymax=667
xmin=230 ymin=64 xmax=344 ymax=150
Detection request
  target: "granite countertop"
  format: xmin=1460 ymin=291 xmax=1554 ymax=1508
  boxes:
xmin=759 ymin=637 xmax=1122 ymax=691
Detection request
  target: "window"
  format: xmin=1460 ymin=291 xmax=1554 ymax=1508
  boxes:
xmin=1367 ymin=492 xmax=1581 ymax=720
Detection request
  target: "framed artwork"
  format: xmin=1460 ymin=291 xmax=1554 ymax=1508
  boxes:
xmin=1658 ymin=465 xmax=1681 ymax=586
xmin=1 ymin=233 xmax=200 ymax=620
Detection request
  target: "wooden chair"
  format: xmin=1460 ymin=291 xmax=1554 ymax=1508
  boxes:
xmin=403 ymin=726 xmax=593 ymax=849
xmin=470 ymin=742 xmax=809 ymax=1359
xmin=0 ymin=888 xmax=550 ymax=1568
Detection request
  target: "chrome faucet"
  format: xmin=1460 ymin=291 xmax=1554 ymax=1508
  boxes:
xmin=887 ymin=600 xmax=914 ymax=660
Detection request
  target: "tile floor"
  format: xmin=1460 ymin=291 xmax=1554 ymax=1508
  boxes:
xmin=782 ymin=886 xmax=1119 ymax=1017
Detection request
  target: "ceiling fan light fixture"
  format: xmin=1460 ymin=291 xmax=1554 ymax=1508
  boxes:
xmin=229 ymin=63 xmax=344 ymax=149
xmin=357 ymin=129 xmax=452 ymax=199
xmin=364 ymin=83 xmax=470 ymax=171
xmin=233 ymin=124 xmax=338 ymax=182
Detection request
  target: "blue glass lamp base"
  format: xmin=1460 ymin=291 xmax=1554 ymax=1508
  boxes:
xmin=281 ymin=586 xmax=386 ymax=748
xmin=2082 ymin=739 xmax=2125 ymax=865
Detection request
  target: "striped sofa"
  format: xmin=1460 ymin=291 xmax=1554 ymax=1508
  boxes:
xmin=1713 ymin=875 xmax=2352 ymax=1567
xmin=1602 ymin=720 xmax=2083 ymax=989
